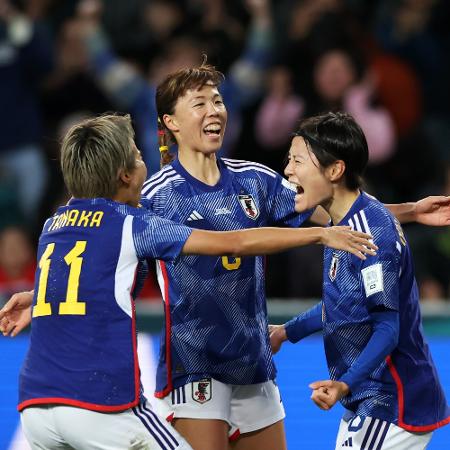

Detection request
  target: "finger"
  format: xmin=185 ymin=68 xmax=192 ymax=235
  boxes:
xmin=311 ymin=392 xmax=330 ymax=410
xmin=353 ymin=236 xmax=378 ymax=251
xmin=350 ymin=249 xmax=367 ymax=260
xmin=350 ymin=230 xmax=373 ymax=240
xmin=353 ymin=244 xmax=377 ymax=256
xmin=2 ymin=320 xmax=16 ymax=337
xmin=309 ymin=380 xmax=333 ymax=389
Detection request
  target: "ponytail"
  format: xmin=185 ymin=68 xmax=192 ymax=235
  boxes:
xmin=158 ymin=118 xmax=174 ymax=167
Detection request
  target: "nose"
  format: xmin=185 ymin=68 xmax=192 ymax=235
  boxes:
xmin=206 ymin=101 xmax=220 ymax=116
xmin=284 ymin=159 xmax=293 ymax=177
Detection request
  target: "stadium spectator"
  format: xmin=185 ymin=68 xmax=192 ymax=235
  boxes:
xmin=0 ymin=0 xmax=53 ymax=224
xmin=0 ymin=226 xmax=35 ymax=306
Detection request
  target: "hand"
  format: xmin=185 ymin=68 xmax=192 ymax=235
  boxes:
xmin=322 ymin=226 xmax=378 ymax=260
xmin=0 ymin=291 xmax=34 ymax=337
xmin=309 ymin=379 xmax=350 ymax=410
xmin=268 ymin=324 xmax=287 ymax=354
xmin=414 ymin=196 xmax=450 ymax=226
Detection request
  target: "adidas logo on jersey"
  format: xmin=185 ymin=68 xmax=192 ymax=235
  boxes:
xmin=187 ymin=211 xmax=204 ymax=221
xmin=342 ymin=437 xmax=353 ymax=447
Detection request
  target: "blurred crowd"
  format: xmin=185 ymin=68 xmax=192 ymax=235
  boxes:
xmin=0 ymin=0 xmax=449 ymax=303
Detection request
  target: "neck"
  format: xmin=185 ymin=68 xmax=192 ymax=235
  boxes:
xmin=178 ymin=148 xmax=221 ymax=186
xmin=113 ymin=189 xmax=138 ymax=207
xmin=326 ymin=187 xmax=360 ymax=225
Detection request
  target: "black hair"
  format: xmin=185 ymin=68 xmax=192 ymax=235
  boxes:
xmin=294 ymin=112 xmax=368 ymax=190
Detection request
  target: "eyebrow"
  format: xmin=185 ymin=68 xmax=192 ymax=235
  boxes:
xmin=190 ymin=93 xmax=222 ymax=101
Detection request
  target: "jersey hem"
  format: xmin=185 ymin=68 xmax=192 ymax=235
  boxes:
xmin=18 ymin=397 xmax=139 ymax=413
xmin=386 ymin=355 xmax=450 ymax=432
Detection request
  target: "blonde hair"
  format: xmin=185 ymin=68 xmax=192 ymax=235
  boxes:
xmin=60 ymin=114 xmax=136 ymax=198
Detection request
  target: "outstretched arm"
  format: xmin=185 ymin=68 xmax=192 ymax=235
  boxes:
xmin=183 ymin=226 xmax=377 ymax=260
xmin=386 ymin=196 xmax=450 ymax=226
xmin=0 ymin=291 xmax=34 ymax=337
xmin=311 ymin=196 xmax=450 ymax=227
xmin=269 ymin=301 xmax=323 ymax=354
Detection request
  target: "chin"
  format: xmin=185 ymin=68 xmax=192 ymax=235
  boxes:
xmin=294 ymin=201 xmax=309 ymax=213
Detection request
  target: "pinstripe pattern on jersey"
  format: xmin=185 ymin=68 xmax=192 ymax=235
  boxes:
xmin=143 ymin=158 xmax=309 ymax=394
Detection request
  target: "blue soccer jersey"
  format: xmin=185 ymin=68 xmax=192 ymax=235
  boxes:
xmin=322 ymin=192 xmax=450 ymax=431
xmin=19 ymin=198 xmax=192 ymax=412
xmin=141 ymin=158 xmax=312 ymax=396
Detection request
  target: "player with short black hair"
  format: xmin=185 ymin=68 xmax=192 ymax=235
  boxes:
xmin=271 ymin=111 xmax=450 ymax=449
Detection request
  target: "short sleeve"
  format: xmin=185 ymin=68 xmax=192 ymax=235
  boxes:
xmin=132 ymin=211 xmax=192 ymax=262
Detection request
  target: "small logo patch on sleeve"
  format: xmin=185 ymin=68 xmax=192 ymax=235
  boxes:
xmin=361 ymin=263 xmax=384 ymax=297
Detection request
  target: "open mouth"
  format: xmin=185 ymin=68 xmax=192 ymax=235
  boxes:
xmin=203 ymin=124 xmax=222 ymax=136
xmin=296 ymin=185 xmax=304 ymax=195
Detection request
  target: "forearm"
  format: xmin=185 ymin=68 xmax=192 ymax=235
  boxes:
xmin=183 ymin=227 xmax=323 ymax=256
xmin=285 ymin=302 xmax=323 ymax=343
xmin=85 ymin=28 xmax=150 ymax=110
xmin=339 ymin=310 xmax=399 ymax=391
xmin=227 ymin=6 xmax=274 ymax=106
xmin=385 ymin=202 xmax=416 ymax=224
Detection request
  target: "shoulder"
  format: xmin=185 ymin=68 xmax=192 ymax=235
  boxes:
xmin=221 ymin=158 xmax=280 ymax=180
xmin=141 ymin=164 xmax=184 ymax=200
xmin=348 ymin=193 xmax=401 ymax=250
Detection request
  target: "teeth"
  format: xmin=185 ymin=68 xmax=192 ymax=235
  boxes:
xmin=204 ymin=125 xmax=221 ymax=132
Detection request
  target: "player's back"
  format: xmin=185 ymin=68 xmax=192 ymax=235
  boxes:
xmin=19 ymin=198 xmax=143 ymax=412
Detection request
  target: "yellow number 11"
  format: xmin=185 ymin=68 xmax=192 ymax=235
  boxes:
xmin=32 ymin=241 xmax=87 ymax=318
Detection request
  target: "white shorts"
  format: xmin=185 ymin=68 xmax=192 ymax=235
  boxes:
xmin=336 ymin=416 xmax=433 ymax=450
xmin=21 ymin=401 xmax=192 ymax=450
xmin=155 ymin=378 xmax=285 ymax=440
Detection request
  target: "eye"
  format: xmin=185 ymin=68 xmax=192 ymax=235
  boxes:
xmin=194 ymin=103 xmax=205 ymax=108
xmin=215 ymin=99 xmax=224 ymax=105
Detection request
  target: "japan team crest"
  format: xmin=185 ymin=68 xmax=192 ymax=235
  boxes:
xmin=238 ymin=194 xmax=260 ymax=220
xmin=329 ymin=253 xmax=339 ymax=281
xmin=192 ymin=378 xmax=212 ymax=403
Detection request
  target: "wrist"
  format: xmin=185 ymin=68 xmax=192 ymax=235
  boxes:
xmin=277 ymin=325 xmax=288 ymax=343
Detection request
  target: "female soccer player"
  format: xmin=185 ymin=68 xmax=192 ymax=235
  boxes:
xmin=139 ymin=65 xmax=449 ymax=450
xmin=271 ymin=112 xmax=450 ymax=449
xmin=6 ymin=113 xmax=376 ymax=450
xmin=4 ymin=68 xmax=448 ymax=449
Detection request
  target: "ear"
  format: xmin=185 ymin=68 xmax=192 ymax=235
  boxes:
xmin=327 ymin=160 xmax=346 ymax=182
xmin=118 ymin=169 xmax=132 ymax=186
xmin=163 ymin=113 xmax=179 ymax=133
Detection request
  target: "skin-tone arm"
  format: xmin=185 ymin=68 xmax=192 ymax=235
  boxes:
xmin=386 ymin=196 xmax=450 ymax=226
xmin=183 ymin=226 xmax=376 ymax=258
xmin=310 ymin=196 xmax=450 ymax=226
xmin=0 ymin=225 xmax=376 ymax=337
